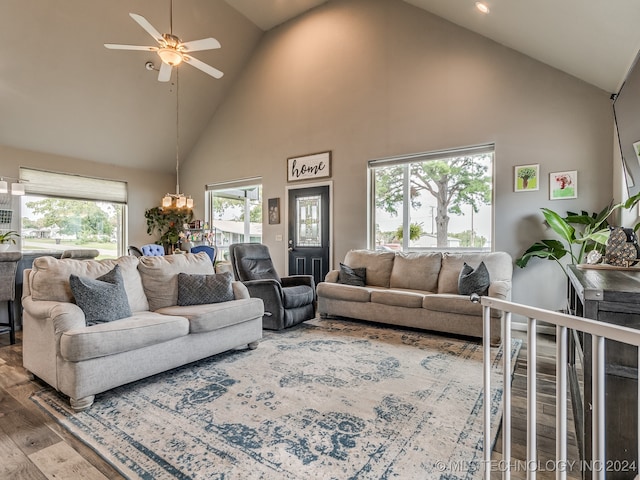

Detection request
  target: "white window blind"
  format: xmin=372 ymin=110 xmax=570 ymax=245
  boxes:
xmin=368 ymin=143 xmax=495 ymax=168
xmin=20 ymin=168 xmax=128 ymax=204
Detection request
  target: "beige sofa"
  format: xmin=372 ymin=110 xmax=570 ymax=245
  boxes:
xmin=317 ymin=250 xmax=512 ymax=344
xmin=22 ymin=253 xmax=264 ymax=410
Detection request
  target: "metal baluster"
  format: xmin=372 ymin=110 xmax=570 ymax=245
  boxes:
xmin=592 ymin=335 xmax=604 ymax=480
xmin=556 ymin=326 xmax=567 ymax=480
xmin=527 ymin=317 xmax=537 ymax=480
xmin=503 ymin=311 xmax=512 ymax=480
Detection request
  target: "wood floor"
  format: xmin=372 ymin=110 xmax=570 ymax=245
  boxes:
xmin=0 ymin=330 xmax=580 ymax=480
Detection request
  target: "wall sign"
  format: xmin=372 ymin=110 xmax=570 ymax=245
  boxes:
xmin=287 ymin=151 xmax=331 ymax=182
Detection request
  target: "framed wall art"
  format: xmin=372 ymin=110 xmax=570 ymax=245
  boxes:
xmin=514 ymin=164 xmax=539 ymax=192
xmin=287 ymin=151 xmax=331 ymax=182
xmin=549 ymin=170 xmax=577 ymax=200
xmin=268 ymin=197 xmax=280 ymax=224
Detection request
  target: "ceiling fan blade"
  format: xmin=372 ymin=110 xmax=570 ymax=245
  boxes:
xmin=104 ymin=43 xmax=158 ymax=51
xmin=181 ymin=37 xmax=221 ymax=52
xmin=129 ymin=13 xmax=164 ymax=44
xmin=183 ymin=55 xmax=224 ymax=79
xmin=158 ymin=62 xmax=172 ymax=82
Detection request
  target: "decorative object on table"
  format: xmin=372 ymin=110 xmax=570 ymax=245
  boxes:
xmin=604 ymin=226 xmax=640 ymax=267
xmin=287 ymin=151 xmax=331 ymax=182
xmin=514 ymin=164 xmax=539 ymax=192
xmin=549 ymin=170 xmax=577 ymax=200
xmin=586 ymin=250 xmax=602 ymax=265
xmin=268 ymin=197 xmax=280 ymax=224
xmin=0 ymin=230 xmax=19 ymax=252
xmin=32 ymin=318 xmax=520 ymax=480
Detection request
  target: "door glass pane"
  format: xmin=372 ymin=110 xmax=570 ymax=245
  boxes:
xmin=296 ymin=194 xmax=321 ymax=247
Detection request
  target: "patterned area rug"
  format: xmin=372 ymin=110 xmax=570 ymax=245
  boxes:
xmin=32 ymin=319 xmax=520 ymax=479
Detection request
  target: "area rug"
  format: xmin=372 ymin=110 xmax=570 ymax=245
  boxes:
xmin=32 ymin=319 xmax=520 ymax=480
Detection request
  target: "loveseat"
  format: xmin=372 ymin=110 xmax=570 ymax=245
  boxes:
xmin=22 ymin=252 xmax=264 ymax=410
xmin=317 ymin=250 xmax=512 ymax=344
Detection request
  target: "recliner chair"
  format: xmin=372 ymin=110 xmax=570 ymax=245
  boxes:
xmin=229 ymin=243 xmax=316 ymax=330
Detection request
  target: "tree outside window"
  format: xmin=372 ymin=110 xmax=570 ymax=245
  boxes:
xmin=371 ymin=148 xmax=493 ymax=251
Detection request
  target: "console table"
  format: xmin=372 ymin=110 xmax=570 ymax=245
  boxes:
xmin=567 ymin=264 xmax=639 ymax=479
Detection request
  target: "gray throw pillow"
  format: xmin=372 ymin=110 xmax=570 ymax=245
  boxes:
xmin=458 ymin=261 xmax=490 ymax=296
xmin=338 ymin=263 xmax=366 ymax=287
xmin=177 ymin=271 xmax=235 ymax=306
xmin=69 ymin=265 xmax=132 ymax=326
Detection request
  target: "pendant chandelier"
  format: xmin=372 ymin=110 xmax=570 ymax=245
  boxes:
xmin=161 ymin=68 xmax=193 ymax=210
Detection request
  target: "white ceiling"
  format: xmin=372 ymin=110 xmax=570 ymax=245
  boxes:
xmin=2 ymin=0 xmax=640 ymax=173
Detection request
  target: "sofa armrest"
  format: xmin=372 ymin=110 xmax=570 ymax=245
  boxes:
xmin=281 ymin=275 xmax=315 ymax=289
xmin=324 ymin=270 xmax=339 ymax=283
xmin=232 ymin=281 xmax=250 ymax=299
xmin=22 ymin=297 xmax=86 ymax=334
xmin=488 ymin=280 xmax=511 ymax=301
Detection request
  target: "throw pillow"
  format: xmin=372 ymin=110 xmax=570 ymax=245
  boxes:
xmin=458 ymin=261 xmax=490 ymax=296
xmin=69 ymin=265 xmax=132 ymax=326
xmin=177 ymin=271 xmax=235 ymax=306
xmin=338 ymin=263 xmax=367 ymax=287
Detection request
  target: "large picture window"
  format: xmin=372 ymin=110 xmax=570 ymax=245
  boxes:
xmin=19 ymin=168 xmax=127 ymax=259
xmin=206 ymin=178 xmax=262 ymax=261
xmin=369 ymin=144 xmax=494 ymax=252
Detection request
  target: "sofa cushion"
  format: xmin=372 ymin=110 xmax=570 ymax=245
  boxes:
xmin=30 ymin=255 xmax=149 ymax=312
xmin=458 ymin=261 xmax=490 ymax=296
xmin=343 ymin=250 xmax=395 ymax=287
xmin=316 ymin=282 xmax=371 ymax=302
xmin=438 ymin=252 xmax=512 ymax=294
xmin=283 ymin=285 xmax=315 ymax=309
xmin=338 ymin=263 xmax=366 ymax=286
xmin=156 ymin=298 xmax=264 ymax=334
xmin=69 ymin=265 xmax=132 ymax=326
xmin=59 ymin=312 xmax=189 ymax=362
xmin=138 ymin=252 xmax=214 ymax=311
xmin=389 ymin=252 xmax=441 ymax=292
xmin=177 ymin=271 xmax=234 ymax=306
xmin=370 ymin=289 xmax=424 ymax=308
xmin=423 ymin=293 xmax=501 ymax=318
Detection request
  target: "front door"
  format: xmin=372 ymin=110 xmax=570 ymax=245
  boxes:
xmin=288 ymin=185 xmax=330 ymax=285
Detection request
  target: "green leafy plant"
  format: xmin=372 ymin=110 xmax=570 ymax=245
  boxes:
xmin=144 ymin=207 xmax=193 ymax=251
xmin=516 ymin=192 xmax=640 ymax=275
xmin=0 ymin=230 xmax=20 ymax=244
xmin=395 ymin=222 xmax=424 ymax=241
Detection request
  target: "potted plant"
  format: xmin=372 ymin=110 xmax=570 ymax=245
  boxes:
xmin=144 ymin=207 xmax=193 ymax=254
xmin=0 ymin=230 xmax=20 ymax=252
xmin=516 ymin=193 xmax=640 ymax=276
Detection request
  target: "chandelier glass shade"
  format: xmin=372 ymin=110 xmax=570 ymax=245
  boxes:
xmin=158 ymin=47 xmax=183 ymax=66
xmin=0 ymin=178 xmax=25 ymax=195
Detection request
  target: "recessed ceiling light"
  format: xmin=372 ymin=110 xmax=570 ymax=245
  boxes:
xmin=475 ymin=2 xmax=490 ymax=14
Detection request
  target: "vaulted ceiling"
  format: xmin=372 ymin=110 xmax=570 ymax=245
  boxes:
xmin=2 ymin=0 xmax=639 ymax=173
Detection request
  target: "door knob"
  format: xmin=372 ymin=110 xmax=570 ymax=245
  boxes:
xmin=288 ymin=247 xmax=294 ymax=252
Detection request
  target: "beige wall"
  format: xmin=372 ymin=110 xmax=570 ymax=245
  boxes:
xmin=182 ymin=0 xmax=613 ymax=312
xmin=0 ymin=145 xmax=175 ymax=250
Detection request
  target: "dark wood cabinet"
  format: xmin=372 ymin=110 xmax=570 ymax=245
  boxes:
xmin=567 ymin=265 xmax=639 ymax=479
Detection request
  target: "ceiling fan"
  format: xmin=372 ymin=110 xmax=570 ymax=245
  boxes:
xmin=105 ymin=2 xmax=223 ymax=82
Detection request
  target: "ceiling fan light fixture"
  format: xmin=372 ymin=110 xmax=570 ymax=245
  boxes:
xmin=158 ymin=47 xmax=183 ymax=66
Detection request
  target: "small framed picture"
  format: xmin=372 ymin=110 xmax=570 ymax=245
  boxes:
xmin=514 ymin=164 xmax=539 ymax=192
xmin=268 ymin=198 xmax=280 ymax=224
xmin=550 ymin=170 xmax=577 ymax=200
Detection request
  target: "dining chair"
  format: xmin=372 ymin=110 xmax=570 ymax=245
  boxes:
xmin=140 ymin=244 xmax=165 ymax=256
xmin=190 ymin=245 xmax=216 ymax=262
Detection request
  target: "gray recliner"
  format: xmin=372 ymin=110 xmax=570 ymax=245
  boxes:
xmin=229 ymin=243 xmax=316 ymax=330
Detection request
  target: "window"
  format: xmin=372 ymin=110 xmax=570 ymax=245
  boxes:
xmin=369 ymin=144 xmax=493 ymax=252
xmin=19 ymin=168 xmax=127 ymax=259
xmin=206 ymin=178 xmax=262 ymax=261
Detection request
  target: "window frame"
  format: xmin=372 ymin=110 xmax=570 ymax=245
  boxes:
xmin=367 ymin=144 xmax=495 ymax=252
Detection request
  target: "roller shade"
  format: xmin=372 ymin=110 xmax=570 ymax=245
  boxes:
xmin=368 ymin=143 xmax=495 ymax=168
xmin=20 ymin=168 xmax=128 ymax=204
